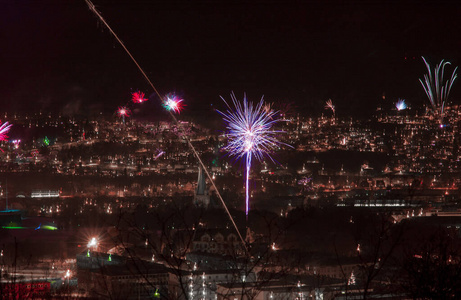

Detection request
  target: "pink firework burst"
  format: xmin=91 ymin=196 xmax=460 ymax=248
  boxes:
xmin=0 ymin=121 xmax=12 ymax=141
xmin=117 ymin=106 xmax=131 ymax=124
xmin=117 ymin=106 xmax=131 ymax=117
xmin=132 ymin=91 xmax=148 ymax=103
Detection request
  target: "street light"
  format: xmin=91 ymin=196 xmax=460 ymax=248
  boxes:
xmin=64 ymin=269 xmax=71 ymax=294
xmin=87 ymin=237 xmax=98 ymax=251
xmin=64 ymin=269 xmax=71 ymax=282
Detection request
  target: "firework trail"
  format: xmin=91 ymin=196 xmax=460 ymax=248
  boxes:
xmin=325 ymin=99 xmax=335 ymax=115
xmin=84 ymin=0 xmax=162 ymax=99
xmin=163 ymin=94 xmax=184 ymax=113
xmin=131 ymin=91 xmax=148 ymax=103
xmin=85 ymin=0 xmax=247 ymax=251
xmin=419 ymin=57 xmax=458 ymax=119
xmin=0 ymin=121 xmax=12 ymax=141
xmin=218 ymin=92 xmax=288 ymax=217
xmin=395 ymin=99 xmax=407 ymax=111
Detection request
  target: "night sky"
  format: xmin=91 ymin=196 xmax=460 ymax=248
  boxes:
xmin=1 ymin=0 xmax=461 ymax=117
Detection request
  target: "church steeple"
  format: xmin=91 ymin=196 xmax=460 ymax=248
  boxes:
xmin=194 ymin=166 xmax=210 ymax=207
xmin=196 ymin=166 xmax=206 ymax=196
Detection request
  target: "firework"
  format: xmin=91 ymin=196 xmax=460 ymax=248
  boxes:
xmin=131 ymin=91 xmax=148 ymax=103
xmin=298 ymin=177 xmax=312 ymax=192
xmin=117 ymin=106 xmax=130 ymax=117
xmin=117 ymin=106 xmax=131 ymax=124
xmin=419 ymin=57 xmax=458 ymax=119
xmin=0 ymin=121 xmax=12 ymax=141
xmin=395 ymin=99 xmax=407 ymax=111
xmin=297 ymin=177 xmax=312 ymax=186
xmin=85 ymin=0 xmax=249 ymax=251
xmin=163 ymin=94 xmax=184 ymax=113
xmin=218 ymin=93 xmax=287 ymax=217
xmin=263 ymin=102 xmax=274 ymax=114
xmin=325 ymin=99 xmax=335 ymax=115
xmin=154 ymin=150 xmax=165 ymax=160
xmin=264 ymin=101 xmax=294 ymax=120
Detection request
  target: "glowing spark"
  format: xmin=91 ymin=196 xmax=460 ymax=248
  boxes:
xmin=395 ymin=99 xmax=407 ymax=111
xmin=163 ymin=94 xmax=183 ymax=113
xmin=325 ymin=99 xmax=335 ymax=115
xmin=132 ymin=91 xmax=148 ymax=103
xmin=218 ymin=93 xmax=289 ymax=217
xmin=419 ymin=57 xmax=457 ymax=118
xmin=0 ymin=121 xmax=12 ymax=141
